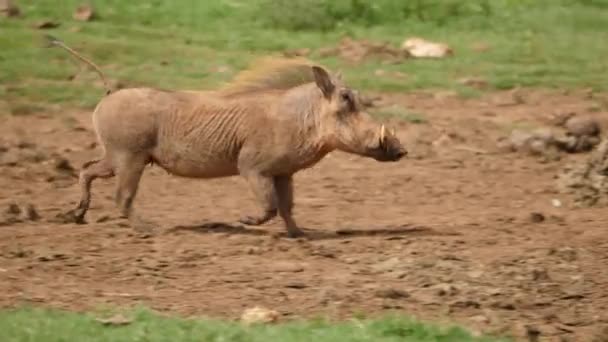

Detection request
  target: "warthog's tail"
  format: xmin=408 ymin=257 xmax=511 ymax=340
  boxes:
xmin=43 ymin=34 xmax=112 ymax=95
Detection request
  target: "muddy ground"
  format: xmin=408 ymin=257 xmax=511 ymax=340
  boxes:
xmin=1 ymin=89 xmax=607 ymax=341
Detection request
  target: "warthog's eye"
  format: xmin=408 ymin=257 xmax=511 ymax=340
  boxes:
xmin=339 ymin=90 xmax=355 ymax=111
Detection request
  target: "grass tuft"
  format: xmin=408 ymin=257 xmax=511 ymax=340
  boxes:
xmin=0 ymin=306 xmax=511 ymax=342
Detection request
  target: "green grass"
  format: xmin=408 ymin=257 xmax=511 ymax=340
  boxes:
xmin=0 ymin=306 xmax=510 ymax=342
xmin=1 ymin=0 xmax=607 ymax=109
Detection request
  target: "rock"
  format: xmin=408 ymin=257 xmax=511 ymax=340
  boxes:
xmin=240 ymin=306 xmax=280 ymax=325
xmin=375 ymin=288 xmax=410 ymax=299
xmin=401 ymin=37 xmax=453 ymax=58
xmin=95 ymin=313 xmax=133 ymax=326
xmin=529 ymin=212 xmax=545 ymax=223
xmin=565 ymin=116 xmax=600 ymax=137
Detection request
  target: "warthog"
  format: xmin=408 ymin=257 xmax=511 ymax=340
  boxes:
xmin=47 ymin=35 xmax=407 ymax=238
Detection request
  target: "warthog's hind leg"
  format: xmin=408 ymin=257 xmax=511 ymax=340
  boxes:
xmin=114 ymin=152 xmax=153 ymax=232
xmin=239 ymin=172 xmax=278 ymax=226
xmin=274 ymin=175 xmax=304 ymax=238
xmin=71 ymin=158 xmax=115 ymax=224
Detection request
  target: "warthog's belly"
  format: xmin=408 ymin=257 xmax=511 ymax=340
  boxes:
xmin=151 ymin=150 xmax=239 ymax=179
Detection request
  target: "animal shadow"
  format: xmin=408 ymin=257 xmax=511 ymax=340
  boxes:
xmin=167 ymin=221 xmax=451 ymax=241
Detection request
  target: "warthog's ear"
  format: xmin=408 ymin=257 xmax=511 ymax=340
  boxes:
xmin=334 ymin=70 xmax=343 ymax=81
xmin=312 ymin=65 xmax=335 ymax=99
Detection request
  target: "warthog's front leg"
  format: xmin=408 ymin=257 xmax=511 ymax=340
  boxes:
xmin=274 ymin=175 xmax=304 ymax=238
xmin=239 ymin=172 xmax=278 ymax=226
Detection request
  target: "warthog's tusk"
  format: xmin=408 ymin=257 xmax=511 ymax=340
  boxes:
xmin=380 ymin=124 xmax=386 ymax=141
xmin=390 ymin=128 xmax=396 ymax=136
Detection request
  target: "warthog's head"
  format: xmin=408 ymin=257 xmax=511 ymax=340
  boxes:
xmin=312 ymin=66 xmax=407 ymax=162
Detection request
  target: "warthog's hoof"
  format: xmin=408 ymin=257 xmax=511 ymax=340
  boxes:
xmin=286 ymin=228 xmax=305 ymax=239
xmin=239 ymin=213 xmax=275 ymax=226
xmin=57 ymin=209 xmax=86 ymax=224
xmin=130 ymin=218 xmax=157 ymax=234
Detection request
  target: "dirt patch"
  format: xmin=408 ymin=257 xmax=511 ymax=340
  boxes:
xmin=1 ymin=89 xmax=608 ymax=341
xmin=557 ymin=137 xmax=608 ymax=207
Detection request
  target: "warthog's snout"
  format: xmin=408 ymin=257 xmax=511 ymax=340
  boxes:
xmin=393 ymin=147 xmax=408 ymax=160
xmin=370 ymin=124 xmax=407 ymax=162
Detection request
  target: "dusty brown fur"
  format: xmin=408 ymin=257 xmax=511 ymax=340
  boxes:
xmin=51 ymin=37 xmax=407 ymax=237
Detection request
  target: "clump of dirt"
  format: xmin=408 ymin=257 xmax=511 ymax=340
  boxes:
xmin=497 ymin=115 xmax=602 ymax=158
xmin=557 ymin=137 xmax=608 ymax=207
xmin=312 ymin=36 xmax=453 ymax=64
xmin=1 ymin=202 xmax=41 ymax=225
xmin=317 ymin=36 xmax=411 ymax=64
xmin=73 ymin=3 xmax=96 ymax=22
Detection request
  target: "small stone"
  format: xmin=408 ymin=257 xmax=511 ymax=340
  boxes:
xmin=470 ymin=315 xmax=490 ymax=324
xmin=491 ymin=300 xmax=516 ymax=310
xmin=375 ymin=288 xmax=410 ymax=299
xmin=241 ymin=306 xmax=279 ymax=325
xmin=433 ymin=283 xmax=459 ymax=296
xmin=552 ymin=199 xmax=562 ymax=208
xmin=458 ymin=77 xmax=488 ymax=89
xmin=246 ymin=247 xmax=262 ymax=255
xmin=450 ymin=300 xmax=481 ymax=311
xmin=6 ymin=203 xmax=21 ymax=216
xmin=372 ymin=257 xmax=401 ymax=272
xmin=272 ymin=262 xmax=304 ymax=273
xmin=54 ymin=157 xmax=75 ymax=174
xmin=532 ymin=268 xmax=551 ymax=282
xmin=95 ymin=313 xmax=133 ymax=326
xmin=285 ymin=282 xmax=307 ymax=289
xmin=529 ymin=212 xmax=545 ymax=223
xmin=467 ymin=270 xmax=484 ymax=279
xmin=23 ymin=204 xmax=40 ymax=221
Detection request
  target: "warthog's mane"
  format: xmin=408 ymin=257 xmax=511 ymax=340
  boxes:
xmin=218 ymin=56 xmax=326 ymax=97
